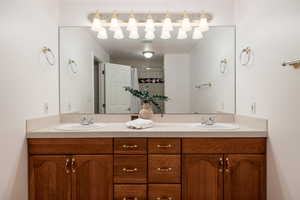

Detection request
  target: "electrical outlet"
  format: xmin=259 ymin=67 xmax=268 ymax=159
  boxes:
xmin=250 ymin=102 xmax=256 ymax=114
xmin=43 ymin=102 xmax=49 ymax=114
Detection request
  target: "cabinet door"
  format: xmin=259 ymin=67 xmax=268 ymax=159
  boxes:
xmin=182 ymin=154 xmax=223 ymax=200
xmin=224 ymin=154 xmax=266 ymax=200
xmin=29 ymin=156 xmax=71 ymax=200
xmin=72 ymin=155 xmax=113 ymax=200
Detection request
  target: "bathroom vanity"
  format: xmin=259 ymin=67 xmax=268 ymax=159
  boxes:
xmin=27 ymin=116 xmax=267 ymax=200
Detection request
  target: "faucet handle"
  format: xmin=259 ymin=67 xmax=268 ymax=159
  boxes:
xmin=88 ymin=117 xmax=95 ymax=125
xmin=80 ymin=116 xmax=86 ymax=122
xmin=80 ymin=116 xmax=90 ymax=125
xmin=208 ymin=116 xmax=216 ymax=122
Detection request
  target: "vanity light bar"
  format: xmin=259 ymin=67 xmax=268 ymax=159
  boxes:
xmin=89 ymin=11 xmax=213 ymax=40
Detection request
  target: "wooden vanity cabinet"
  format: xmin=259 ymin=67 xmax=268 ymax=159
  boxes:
xmin=182 ymin=138 xmax=266 ymax=200
xmin=224 ymin=154 xmax=266 ymax=200
xmin=182 ymin=154 xmax=224 ymax=200
xmin=29 ymin=155 xmax=72 ymax=200
xmin=28 ymin=139 xmax=113 ymax=200
xmin=28 ymin=138 xmax=266 ymax=200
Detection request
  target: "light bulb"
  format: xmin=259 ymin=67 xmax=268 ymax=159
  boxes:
xmin=113 ymin=28 xmax=124 ymax=39
xmin=109 ymin=13 xmax=120 ymax=31
xmin=143 ymin=51 xmax=154 ymax=59
xmin=177 ymin=28 xmax=187 ymax=39
xmin=145 ymin=31 xmax=155 ymax=40
xmin=199 ymin=16 xmax=209 ymax=32
xmin=192 ymin=27 xmax=203 ymax=39
xmin=91 ymin=13 xmax=103 ymax=31
xmin=127 ymin=14 xmax=138 ymax=31
xmin=161 ymin=29 xmax=171 ymax=39
xmin=129 ymin=30 xmax=139 ymax=39
xmin=181 ymin=13 xmax=192 ymax=32
xmin=145 ymin=15 xmax=155 ymax=32
xmin=97 ymin=28 xmax=108 ymax=39
xmin=162 ymin=15 xmax=173 ymax=31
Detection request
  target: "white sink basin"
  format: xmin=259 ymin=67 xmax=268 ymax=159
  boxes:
xmin=54 ymin=123 xmax=106 ymax=131
xmin=192 ymin=123 xmax=240 ymax=130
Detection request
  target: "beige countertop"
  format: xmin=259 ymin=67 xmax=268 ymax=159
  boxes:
xmin=26 ymin=122 xmax=267 ymax=138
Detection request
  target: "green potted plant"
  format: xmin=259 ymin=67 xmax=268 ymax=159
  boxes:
xmin=124 ymin=87 xmax=169 ymax=119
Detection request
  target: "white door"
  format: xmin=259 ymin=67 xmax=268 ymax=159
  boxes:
xmin=105 ymin=63 xmax=132 ymax=113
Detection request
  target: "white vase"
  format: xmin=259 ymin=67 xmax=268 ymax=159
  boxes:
xmin=139 ymin=103 xmax=154 ymax=119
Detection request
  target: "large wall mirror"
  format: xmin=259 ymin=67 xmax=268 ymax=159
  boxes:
xmin=59 ymin=26 xmax=235 ymax=114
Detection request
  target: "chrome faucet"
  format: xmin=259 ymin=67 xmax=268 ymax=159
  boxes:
xmin=80 ymin=116 xmax=95 ymax=125
xmin=201 ymin=116 xmax=217 ymax=126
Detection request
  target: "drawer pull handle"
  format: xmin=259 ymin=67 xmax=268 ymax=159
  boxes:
xmin=157 ymin=144 xmax=172 ymax=148
xmin=122 ymin=168 xmax=138 ymax=173
xmin=122 ymin=144 xmax=139 ymax=149
xmin=123 ymin=197 xmax=138 ymax=200
xmin=157 ymin=167 xmax=172 ymax=172
xmin=156 ymin=197 xmax=173 ymax=200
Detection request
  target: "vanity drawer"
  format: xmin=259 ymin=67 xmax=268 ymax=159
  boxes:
xmin=148 ymin=184 xmax=181 ymax=200
xmin=148 ymin=139 xmax=181 ymax=154
xmin=28 ymin=138 xmax=113 ymax=154
xmin=114 ymin=138 xmax=147 ymax=154
xmin=182 ymin=138 xmax=266 ymax=153
xmin=114 ymin=184 xmax=147 ymax=200
xmin=114 ymin=155 xmax=147 ymax=183
xmin=148 ymin=155 xmax=181 ymax=183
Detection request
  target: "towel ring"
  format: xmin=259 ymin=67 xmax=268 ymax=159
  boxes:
xmin=42 ymin=47 xmax=56 ymax=66
xmin=68 ymin=59 xmax=78 ymax=74
xmin=220 ymin=58 xmax=228 ymax=74
xmin=239 ymin=47 xmax=253 ymax=66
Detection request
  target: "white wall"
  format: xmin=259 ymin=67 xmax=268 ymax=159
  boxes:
xmin=164 ymin=54 xmax=191 ymax=113
xmin=60 ymin=28 xmax=109 ymax=113
xmin=190 ymin=27 xmax=235 ymax=113
xmin=59 ymin=0 xmax=235 ymax=26
xmin=0 ymin=0 xmax=59 ymax=199
xmin=235 ymin=0 xmax=300 ymax=199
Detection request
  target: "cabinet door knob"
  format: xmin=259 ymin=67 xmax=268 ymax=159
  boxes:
xmin=218 ymin=157 xmax=224 ymax=172
xmin=122 ymin=168 xmax=138 ymax=173
xmin=157 ymin=167 xmax=172 ymax=172
xmin=157 ymin=144 xmax=172 ymax=148
xmin=65 ymin=158 xmax=70 ymax=174
xmin=71 ymin=158 xmax=76 ymax=173
xmin=225 ymin=157 xmax=230 ymax=173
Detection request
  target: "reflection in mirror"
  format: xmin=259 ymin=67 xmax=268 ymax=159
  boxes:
xmin=59 ymin=26 xmax=235 ymax=114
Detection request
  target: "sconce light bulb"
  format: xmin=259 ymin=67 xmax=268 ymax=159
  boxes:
xmin=129 ymin=30 xmax=140 ymax=39
xmin=109 ymin=13 xmax=120 ymax=31
xmin=192 ymin=27 xmax=203 ymax=39
xmin=162 ymin=14 xmax=173 ymax=32
xmin=91 ymin=12 xmax=103 ymax=31
xmin=161 ymin=29 xmax=171 ymax=39
xmin=177 ymin=28 xmax=187 ymax=39
xmin=199 ymin=15 xmax=209 ymax=32
xmin=97 ymin=28 xmax=108 ymax=39
xmin=113 ymin=28 xmax=124 ymax=39
xmin=127 ymin=14 xmax=138 ymax=32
